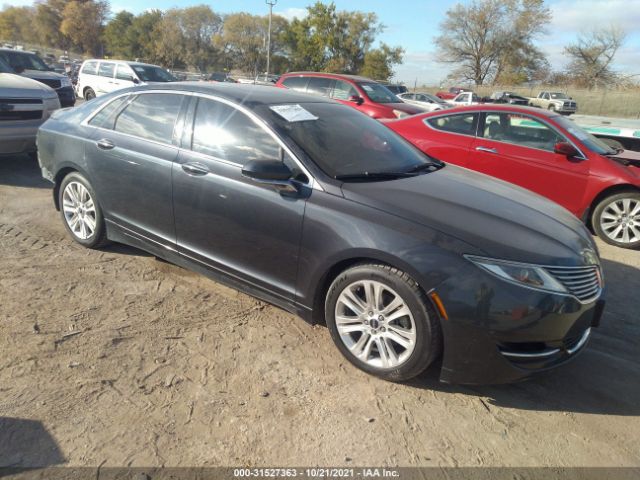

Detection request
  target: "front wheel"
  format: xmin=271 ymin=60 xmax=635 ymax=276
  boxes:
xmin=84 ymin=88 xmax=96 ymax=101
xmin=548 ymin=104 xmax=556 ymax=112
xmin=592 ymin=191 xmax=640 ymax=249
xmin=325 ymin=263 xmax=442 ymax=381
xmin=59 ymin=172 xmax=109 ymax=248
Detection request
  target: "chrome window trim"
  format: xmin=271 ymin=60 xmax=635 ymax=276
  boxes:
xmin=81 ymin=89 xmax=322 ymax=191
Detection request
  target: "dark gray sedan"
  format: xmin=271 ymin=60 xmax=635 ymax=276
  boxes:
xmin=37 ymin=83 xmax=605 ymax=384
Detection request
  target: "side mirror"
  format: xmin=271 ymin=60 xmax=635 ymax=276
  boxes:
xmin=132 ymin=77 xmax=140 ymax=84
xmin=349 ymin=95 xmax=364 ymax=105
xmin=554 ymin=142 xmax=581 ymax=158
xmin=241 ymin=160 xmax=298 ymax=195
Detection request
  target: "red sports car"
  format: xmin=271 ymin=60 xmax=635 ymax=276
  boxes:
xmin=386 ymin=105 xmax=640 ymax=249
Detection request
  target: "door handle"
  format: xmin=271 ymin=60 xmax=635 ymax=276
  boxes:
xmin=181 ymin=162 xmax=209 ymax=176
xmin=96 ymin=139 xmax=115 ymax=150
xmin=476 ymin=146 xmax=498 ymax=154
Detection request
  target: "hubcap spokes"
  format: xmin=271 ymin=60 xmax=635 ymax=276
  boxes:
xmin=62 ymin=182 xmax=96 ymax=240
xmin=601 ymin=199 xmax=640 ymax=244
xmin=335 ymin=280 xmax=416 ymax=369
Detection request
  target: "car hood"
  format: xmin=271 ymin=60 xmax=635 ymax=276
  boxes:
xmin=341 ymin=164 xmax=596 ymax=265
xmin=0 ymin=72 xmax=56 ymax=97
xmin=22 ymin=69 xmax=66 ymax=80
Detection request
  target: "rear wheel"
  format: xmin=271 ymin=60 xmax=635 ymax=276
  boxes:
xmin=84 ymin=88 xmax=96 ymax=101
xmin=325 ymin=263 xmax=442 ymax=381
xmin=592 ymin=191 xmax=640 ymax=249
xmin=59 ymin=172 xmax=109 ymax=248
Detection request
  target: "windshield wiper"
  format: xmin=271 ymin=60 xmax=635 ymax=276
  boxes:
xmin=335 ymin=162 xmax=444 ymax=182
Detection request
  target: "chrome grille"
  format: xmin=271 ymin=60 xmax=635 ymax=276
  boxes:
xmin=545 ymin=265 xmax=601 ymax=302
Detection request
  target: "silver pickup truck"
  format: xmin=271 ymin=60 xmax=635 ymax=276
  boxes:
xmin=1 ymin=57 xmax=60 ymax=156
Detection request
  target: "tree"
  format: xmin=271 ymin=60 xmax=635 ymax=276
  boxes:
xmin=179 ymin=5 xmax=222 ymax=72
xmin=435 ymin=0 xmax=550 ymax=85
xmin=564 ymin=27 xmax=626 ymax=88
xmin=154 ymin=9 xmax=185 ymax=70
xmin=359 ymin=44 xmax=404 ymax=80
xmin=34 ymin=0 xmax=69 ymax=49
xmin=60 ymin=0 xmax=109 ymax=55
xmin=0 ymin=6 xmax=38 ymax=44
xmin=103 ymin=10 xmax=134 ymax=58
xmin=126 ymin=9 xmax=162 ymax=62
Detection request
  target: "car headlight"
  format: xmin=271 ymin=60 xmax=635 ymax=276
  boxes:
xmin=465 ymin=255 xmax=567 ymax=294
xmin=393 ymin=109 xmax=410 ymax=118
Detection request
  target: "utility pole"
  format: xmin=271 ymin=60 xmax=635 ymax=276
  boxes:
xmin=265 ymin=0 xmax=277 ymax=76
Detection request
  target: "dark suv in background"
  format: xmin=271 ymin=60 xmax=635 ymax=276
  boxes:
xmin=276 ymin=72 xmax=422 ymax=119
xmin=0 ymin=48 xmax=75 ymax=107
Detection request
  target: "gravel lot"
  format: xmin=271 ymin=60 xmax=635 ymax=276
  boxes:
xmin=1 ymin=154 xmax=639 ymax=469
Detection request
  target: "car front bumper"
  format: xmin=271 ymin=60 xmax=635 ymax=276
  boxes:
xmin=55 ymin=86 xmax=76 ymax=108
xmin=432 ymin=266 xmax=604 ymax=384
xmin=0 ymin=120 xmax=41 ymax=155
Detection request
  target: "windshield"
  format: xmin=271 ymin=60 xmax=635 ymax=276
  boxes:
xmin=0 ymin=51 xmax=50 ymax=72
xmin=357 ymin=82 xmax=399 ymax=104
xmin=550 ymin=92 xmax=569 ymax=100
xmin=554 ymin=116 xmax=616 ymax=155
xmin=264 ymin=102 xmax=438 ymax=180
xmin=0 ymin=57 xmax=13 ymax=73
xmin=131 ymin=65 xmax=176 ymax=82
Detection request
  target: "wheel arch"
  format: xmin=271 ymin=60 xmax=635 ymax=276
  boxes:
xmin=584 ymin=184 xmax=640 ymax=229
xmin=52 ymin=164 xmax=90 ymax=211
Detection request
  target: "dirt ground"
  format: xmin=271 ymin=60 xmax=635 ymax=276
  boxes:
xmin=1 ymin=154 xmax=639 ymax=469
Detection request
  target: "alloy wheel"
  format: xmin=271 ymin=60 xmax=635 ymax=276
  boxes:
xmin=334 ymin=280 xmax=416 ymax=369
xmin=599 ymin=198 xmax=640 ymax=244
xmin=62 ymin=181 xmax=97 ymax=240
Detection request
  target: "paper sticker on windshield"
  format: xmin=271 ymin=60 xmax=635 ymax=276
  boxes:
xmin=270 ymin=104 xmax=318 ymax=122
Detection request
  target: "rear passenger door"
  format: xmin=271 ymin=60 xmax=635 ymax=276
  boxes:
xmin=172 ymin=96 xmax=310 ymax=302
xmin=87 ymin=92 xmax=187 ymax=245
xmin=96 ymin=61 xmax=115 ymax=95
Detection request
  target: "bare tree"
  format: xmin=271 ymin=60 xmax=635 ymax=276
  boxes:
xmin=565 ymin=26 xmax=626 ymax=88
xmin=435 ymin=0 xmax=550 ymax=85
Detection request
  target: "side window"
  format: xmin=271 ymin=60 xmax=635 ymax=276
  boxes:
xmin=115 ymin=65 xmax=134 ymax=81
xmin=114 ymin=93 xmax=184 ymax=144
xmin=306 ymin=77 xmax=336 ymax=97
xmin=483 ymin=113 xmax=563 ymax=151
xmin=281 ymin=76 xmax=309 ymax=92
xmin=88 ymin=96 xmax=128 ymax=129
xmin=81 ymin=61 xmax=98 ymax=75
xmin=331 ymin=80 xmax=357 ymax=100
xmin=426 ymin=113 xmax=477 ymax=136
xmin=543 ymin=93 xmax=549 ymax=100
xmin=98 ymin=62 xmax=115 ymax=78
xmin=191 ymin=98 xmax=280 ymax=165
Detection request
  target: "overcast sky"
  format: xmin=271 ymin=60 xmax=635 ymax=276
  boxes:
xmin=5 ymin=0 xmax=640 ymax=85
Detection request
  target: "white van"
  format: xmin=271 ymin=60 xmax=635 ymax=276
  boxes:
xmin=76 ymin=59 xmax=177 ymax=100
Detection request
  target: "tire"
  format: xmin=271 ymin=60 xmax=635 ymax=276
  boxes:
xmin=325 ymin=263 xmax=442 ymax=381
xmin=592 ymin=191 xmax=640 ymax=249
xmin=548 ymin=104 xmax=556 ymax=112
xmin=58 ymin=172 xmax=109 ymax=249
xmin=84 ymin=88 xmax=96 ymax=101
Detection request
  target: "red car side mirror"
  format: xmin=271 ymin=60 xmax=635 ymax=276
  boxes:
xmin=554 ymin=142 xmax=581 ymax=158
xmin=349 ymin=95 xmax=364 ymax=105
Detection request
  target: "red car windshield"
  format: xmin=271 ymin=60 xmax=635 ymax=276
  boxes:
xmin=554 ymin=116 xmax=616 ymax=156
xmin=357 ymin=82 xmax=398 ymax=104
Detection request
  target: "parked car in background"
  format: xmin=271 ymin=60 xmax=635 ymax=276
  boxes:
xmin=276 ymin=72 xmax=422 ymax=119
xmin=379 ymin=82 xmax=408 ymax=96
xmin=0 ymin=57 xmax=60 ymax=156
xmin=386 ymin=104 xmax=640 ymax=249
xmin=0 ymin=48 xmax=75 ymax=107
xmin=486 ymin=91 xmax=529 ymax=105
xmin=254 ymin=73 xmax=280 ymax=85
xmin=397 ymin=92 xmax=453 ymax=112
xmin=436 ymin=86 xmax=469 ymax=100
xmin=529 ymin=91 xmax=577 ymax=114
xmin=37 ymin=83 xmax=603 ymax=384
xmin=446 ymin=91 xmax=482 ymax=106
xmin=76 ymin=59 xmax=176 ymax=100
xmin=206 ymin=72 xmax=236 ymax=83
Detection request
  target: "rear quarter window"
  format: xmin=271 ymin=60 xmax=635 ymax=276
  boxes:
xmin=81 ymin=61 xmax=98 ymax=75
xmin=426 ymin=114 xmax=477 ymax=136
xmin=281 ymin=76 xmax=309 ymax=92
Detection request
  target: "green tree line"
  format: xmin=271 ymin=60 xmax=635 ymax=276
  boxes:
xmin=0 ymin=0 xmax=404 ymax=79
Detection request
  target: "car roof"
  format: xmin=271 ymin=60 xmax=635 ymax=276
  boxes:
xmin=0 ymin=48 xmax=37 ymax=56
xmin=280 ymin=71 xmax=376 ymax=83
xmin=81 ymin=59 xmax=161 ymax=68
xmin=123 ymin=82 xmax=336 ymax=107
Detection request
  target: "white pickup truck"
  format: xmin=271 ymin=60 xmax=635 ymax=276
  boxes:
xmin=446 ymin=91 xmax=482 ymax=106
xmin=528 ymin=91 xmax=577 ymax=115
